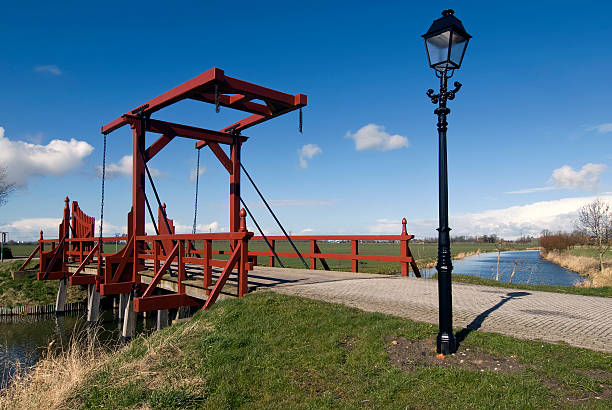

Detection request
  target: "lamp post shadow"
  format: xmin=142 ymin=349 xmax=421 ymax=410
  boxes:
xmin=455 ymin=291 xmax=531 ymax=346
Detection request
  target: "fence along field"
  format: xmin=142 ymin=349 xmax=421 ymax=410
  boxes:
xmin=6 ymin=240 xmax=537 ymax=274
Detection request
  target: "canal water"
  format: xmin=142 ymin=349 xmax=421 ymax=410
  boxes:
xmin=422 ymin=250 xmax=585 ymax=286
xmin=0 ymin=308 xmax=157 ymax=388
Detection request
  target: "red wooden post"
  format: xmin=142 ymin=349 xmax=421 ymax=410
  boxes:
xmin=351 ymin=240 xmax=359 ymax=272
xmin=131 ymin=121 xmax=146 ymax=282
xmin=310 ymin=240 xmax=317 ymax=270
xmin=269 ymin=240 xmax=275 ymax=267
xmin=178 ymin=240 xmax=185 ymax=294
xmin=238 ymin=209 xmax=248 ymax=297
xmin=39 ymin=231 xmax=44 ymax=277
xmin=203 ymin=239 xmax=212 ymax=293
xmin=153 ymin=240 xmax=160 ymax=274
xmin=400 ymin=218 xmax=409 ymax=277
xmin=62 ymin=197 xmax=70 ymax=270
xmin=229 ymin=139 xmax=241 ymax=250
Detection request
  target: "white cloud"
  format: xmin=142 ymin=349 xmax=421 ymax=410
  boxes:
xmin=0 ymin=126 xmax=94 ymax=187
xmin=298 ymin=144 xmax=322 ymax=168
xmin=345 ymin=124 xmax=409 ymax=151
xmin=189 ymin=164 xmax=206 ymax=182
xmin=301 ymin=228 xmax=313 ymax=233
xmin=506 ymin=186 xmax=556 ymax=195
xmin=588 ymin=123 xmax=612 ymax=133
xmin=549 ymin=163 xmax=606 ymax=190
xmin=507 ymin=163 xmax=606 ymax=194
xmin=95 ymin=155 xmax=164 ymax=179
xmin=368 ymin=195 xmax=612 ymax=239
xmin=34 ymin=64 xmax=62 ymax=76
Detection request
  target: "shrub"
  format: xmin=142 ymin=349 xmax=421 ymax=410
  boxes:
xmin=1 ymin=246 xmax=12 ymax=259
xmin=539 ymin=233 xmax=579 ymax=251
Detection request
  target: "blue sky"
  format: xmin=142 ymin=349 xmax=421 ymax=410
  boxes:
xmin=1 ymin=0 xmax=611 ymax=241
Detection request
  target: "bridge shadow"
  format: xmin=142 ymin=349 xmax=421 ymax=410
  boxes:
xmin=456 ymin=291 xmax=531 ymax=346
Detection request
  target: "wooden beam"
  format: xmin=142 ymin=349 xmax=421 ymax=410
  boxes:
xmin=144 ymin=134 xmax=174 ymax=162
xmin=123 ymin=115 xmax=248 ymax=145
xmin=207 ymin=142 xmax=233 ymax=174
xmin=101 ymin=67 xmax=223 ymax=134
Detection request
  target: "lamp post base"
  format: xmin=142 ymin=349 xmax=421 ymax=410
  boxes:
xmin=437 ymin=331 xmax=456 ymax=355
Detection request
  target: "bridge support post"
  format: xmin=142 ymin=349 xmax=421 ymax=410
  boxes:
xmin=175 ymin=306 xmax=190 ymax=321
xmin=55 ymin=278 xmax=68 ymax=315
xmin=87 ymin=284 xmax=100 ymax=323
xmin=118 ymin=293 xmax=127 ymax=321
xmin=157 ymin=309 xmax=169 ymax=330
xmin=122 ymin=291 xmax=136 ymax=341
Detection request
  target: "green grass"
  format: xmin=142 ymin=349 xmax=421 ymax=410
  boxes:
xmin=0 ymin=260 xmax=86 ymax=307
xmin=446 ymin=274 xmax=612 ymax=298
xmin=3 ymin=243 xmax=38 ymax=257
xmin=70 ymin=292 xmax=611 ymax=409
xmin=567 ymin=246 xmax=612 ymax=259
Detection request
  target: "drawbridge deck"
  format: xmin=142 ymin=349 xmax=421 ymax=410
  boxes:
xmin=67 ymin=262 xmax=386 ymax=302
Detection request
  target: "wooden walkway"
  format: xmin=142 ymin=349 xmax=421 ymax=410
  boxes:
xmin=67 ymin=263 xmax=388 ymax=302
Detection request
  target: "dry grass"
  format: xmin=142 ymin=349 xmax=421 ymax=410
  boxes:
xmin=0 ymin=316 xmax=215 ymax=409
xmin=0 ymin=325 xmax=113 ymax=410
xmin=540 ymin=250 xmax=612 ymax=287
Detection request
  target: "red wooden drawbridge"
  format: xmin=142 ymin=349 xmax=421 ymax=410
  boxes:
xmin=26 ymin=68 xmax=420 ymax=319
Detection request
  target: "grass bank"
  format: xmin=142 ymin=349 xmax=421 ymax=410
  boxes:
xmin=0 ymin=260 xmax=85 ymax=308
xmin=2 ymin=292 xmax=610 ymax=409
xmin=540 ymin=249 xmax=612 ymax=287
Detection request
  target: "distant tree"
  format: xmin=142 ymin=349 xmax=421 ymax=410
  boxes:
xmin=577 ymin=198 xmax=611 ymax=275
xmin=0 ymin=165 xmax=15 ymax=207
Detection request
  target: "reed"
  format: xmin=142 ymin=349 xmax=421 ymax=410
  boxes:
xmin=540 ymin=250 xmax=612 ymax=287
xmin=0 ymin=323 xmax=113 ymax=410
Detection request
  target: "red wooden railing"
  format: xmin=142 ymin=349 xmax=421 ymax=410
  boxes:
xmin=247 ymin=218 xmax=420 ymax=277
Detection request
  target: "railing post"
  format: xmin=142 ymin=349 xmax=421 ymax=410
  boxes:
xmin=310 ymin=240 xmax=317 ymax=270
xmin=153 ymin=240 xmax=160 ymax=274
xmin=178 ymin=240 xmax=185 ymax=294
xmin=238 ymin=209 xmax=248 ymax=297
xmin=269 ymin=240 xmax=275 ymax=267
xmin=401 ymin=218 xmax=409 ymax=277
xmin=203 ymin=239 xmax=212 ymax=293
xmin=351 ymin=240 xmax=359 ymax=273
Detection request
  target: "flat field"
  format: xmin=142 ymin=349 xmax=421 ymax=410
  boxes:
xmin=3 ymin=241 xmax=538 ymax=274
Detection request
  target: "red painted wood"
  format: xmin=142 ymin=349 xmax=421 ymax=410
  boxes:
xmin=134 ymin=294 xmax=200 ymax=312
xmin=351 ymin=240 xmax=359 ymax=273
xmin=142 ymin=242 xmax=179 ymax=298
xmin=202 ymin=245 xmax=241 ymax=309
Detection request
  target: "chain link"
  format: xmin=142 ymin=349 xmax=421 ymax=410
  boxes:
xmin=99 ymin=133 xmax=107 ymax=243
xmin=192 ymin=148 xmax=200 ymax=234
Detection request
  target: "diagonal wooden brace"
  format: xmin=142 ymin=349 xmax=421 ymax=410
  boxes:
xmin=142 ymin=242 xmax=179 ymax=298
xmin=71 ymin=241 xmax=99 ymax=277
xmin=202 ymin=244 xmax=241 ymax=309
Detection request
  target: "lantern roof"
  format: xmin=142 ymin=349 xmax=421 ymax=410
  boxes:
xmin=422 ymin=9 xmax=471 ymax=40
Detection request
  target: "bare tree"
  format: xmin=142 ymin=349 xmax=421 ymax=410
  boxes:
xmin=577 ymin=198 xmax=611 ymax=275
xmin=0 ymin=165 xmax=15 ymax=207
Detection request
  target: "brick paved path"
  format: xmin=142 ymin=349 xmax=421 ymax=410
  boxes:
xmin=270 ymin=274 xmax=612 ymax=353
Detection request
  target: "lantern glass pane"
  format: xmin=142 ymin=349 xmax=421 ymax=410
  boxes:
xmin=425 ymin=30 xmax=451 ymax=67
xmin=450 ymin=31 xmax=468 ymax=67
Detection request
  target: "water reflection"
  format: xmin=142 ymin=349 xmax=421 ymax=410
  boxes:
xmin=422 ymin=250 xmax=585 ymax=286
xmin=0 ymin=308 xmax=157 ymax=388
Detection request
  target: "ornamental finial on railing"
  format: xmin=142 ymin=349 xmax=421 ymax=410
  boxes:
xmin=40 ymin=230 xmax=43 ymax=241
xmin=240 ymin=208 xmax=247 ymax=232
xmin=402 ymin=218 xmax=407 ymax=235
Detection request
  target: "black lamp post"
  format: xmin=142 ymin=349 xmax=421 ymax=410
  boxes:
xmin=422 ymin=9 xmax=471 ymax=355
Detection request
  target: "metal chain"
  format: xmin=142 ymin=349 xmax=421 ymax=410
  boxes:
xmin=98 ymin=132 xmax=107 ymax=260
xmin=215 ymin=84 xmax=220 ymax=113
xmin=192 ymin=149 xmax=200 ymax=234
xmin=299 ymin=108 xmax=303 ymax=133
